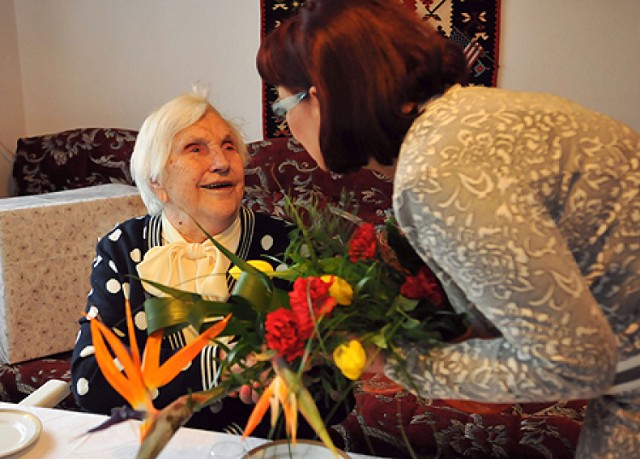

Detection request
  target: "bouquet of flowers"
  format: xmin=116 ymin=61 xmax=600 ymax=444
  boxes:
xmin=87 ymin=194 xmax=469 ymax=458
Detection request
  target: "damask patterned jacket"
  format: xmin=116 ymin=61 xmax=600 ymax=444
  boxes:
xmin=389 ymin=84 xmax=639 ymax=456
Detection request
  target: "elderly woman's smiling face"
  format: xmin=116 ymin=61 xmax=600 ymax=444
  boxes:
xmin=152 ymin=109 xmax=245 ymax=241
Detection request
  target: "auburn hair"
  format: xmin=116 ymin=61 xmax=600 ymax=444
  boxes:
xmin=257 ymin=0 xmax=468 ymax=173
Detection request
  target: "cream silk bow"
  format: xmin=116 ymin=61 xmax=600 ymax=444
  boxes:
xmin=136 ymin=214 xmax=241 ymax=301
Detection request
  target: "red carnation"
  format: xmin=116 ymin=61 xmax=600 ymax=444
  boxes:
xmin=349 ymin=222 xmax=378 ymax=262
xmin=289 ymin=277 xmax=337 ymax=339
xmin=400 ymin=266 xmax=446 ymax=307
xmin=265 ymin=308 xmax=306 ymax=362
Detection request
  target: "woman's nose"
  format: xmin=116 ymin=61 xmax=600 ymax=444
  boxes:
xmin=208 ymin=147 xmax=231 ymax=173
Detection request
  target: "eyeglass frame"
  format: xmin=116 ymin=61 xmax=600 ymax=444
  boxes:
xmin=271 ymin=90 xmax=309 ymax=118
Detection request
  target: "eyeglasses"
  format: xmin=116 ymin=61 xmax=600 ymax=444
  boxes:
xmin=271 ymin=91 xmax=309 ymax=118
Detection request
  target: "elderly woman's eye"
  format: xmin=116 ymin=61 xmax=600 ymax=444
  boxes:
xmin=223 ymin=142 xmax=238 ymax=153
xmin=186 ymin=143 xmax=203 ymax=153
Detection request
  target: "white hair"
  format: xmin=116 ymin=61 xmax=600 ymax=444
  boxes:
xmin=130 ymin=85 xmax=249 ymax=215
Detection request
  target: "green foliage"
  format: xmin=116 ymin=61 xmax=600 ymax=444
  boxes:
xmin=142 ymin=191 xmax=468 ymax=411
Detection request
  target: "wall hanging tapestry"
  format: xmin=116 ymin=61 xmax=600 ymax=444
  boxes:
xmin=260 ymin=0 xmax=501 ymax=138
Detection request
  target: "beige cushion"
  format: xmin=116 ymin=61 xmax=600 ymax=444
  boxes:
xmin=0 ymin=184 xmax=146 ymax=363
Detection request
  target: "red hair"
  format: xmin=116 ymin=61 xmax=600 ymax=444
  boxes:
xmin=257 ymin=0 xmax=468 ymax=173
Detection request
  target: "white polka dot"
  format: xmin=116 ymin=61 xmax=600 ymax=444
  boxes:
xmin=106 ymin=278 xmax=121 ymax=294
xmin=114 ymin=357 xmax=124 ymax=372
xmin=130 ymin=248 xmax=141 ymax=263
xmin=87 ymin=305 xmax=99 ymax=319
xmin=134 ymin=311 xmax=147 ymax=330
xmin=79 ymin=345 xmax=95 ymax=358
xmin=113 ymin=327 xmax=125 ymax=338
xmin=122 ymin=283 xmax=130 ymax=300
xmin=87 ymin=288 xmax=94 ymax=297
xmin=276 ymin=263 xmax=288 ymax=272
xmin=209 ymin=400 xmax=223 ymax=413
xmin=108 ymin=260 xmax=118 ymax=273
xmin=108 ymin=228 xmax=122 ymax=242
xmin=76 ymin=378 xmax=89 ymax=396
xmin=93 ymin=255 xmax=103 ymax=267
xmin=261 ymin=235 xmax=274 ymax=250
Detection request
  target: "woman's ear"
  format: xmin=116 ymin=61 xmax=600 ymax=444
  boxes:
xmin=149 ymin=179 xmax=168 ymax=203
xmin=307 ymin=86 xmax=321 ymax=117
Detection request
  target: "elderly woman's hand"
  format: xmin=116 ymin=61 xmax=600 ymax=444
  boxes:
xmin=219 ymin=347 xmax=271 ymax=404
xmin=236 ymin=383 xmax=262 ymax=404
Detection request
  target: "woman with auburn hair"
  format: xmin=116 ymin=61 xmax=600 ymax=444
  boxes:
xmin=257 ymin=0 xmax=640 ymax=456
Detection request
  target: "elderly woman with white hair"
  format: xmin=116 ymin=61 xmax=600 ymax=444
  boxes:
xmin=71 ymin=89 xmax=290 ymax=432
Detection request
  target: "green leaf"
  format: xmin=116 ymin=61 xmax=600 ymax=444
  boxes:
xmin=270 ymin=287 xmax=291 ymax=312
xmin=136 ymin=277 xmax=202 ymax=302
xmin=144 ymin=295 xmax=236 ymax=335
xmin=391 ymin=295 xmax=419 ymax=313
xmin=274 ymin=360 xmax=339 ymax=456
xmin=230 ymin=271 xmax=273 ymax=314
xmin=401 ymin=317 xmax=421 ymax=330
xmin=368 ymin=323 xmax=395 ymax=349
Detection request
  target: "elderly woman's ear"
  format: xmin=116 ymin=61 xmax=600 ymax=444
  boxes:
xmin=149 ymin=179 xmax=168 ymax=204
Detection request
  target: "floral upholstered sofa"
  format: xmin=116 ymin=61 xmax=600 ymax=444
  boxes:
xmin=3 ymin=128 xmax=587 ymax=458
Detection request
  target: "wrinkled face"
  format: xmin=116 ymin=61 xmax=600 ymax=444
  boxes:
xmin=277 ymin=86 xmax=325 ymax=170
xmin=152 ymin=109 xmax=245 ymax=239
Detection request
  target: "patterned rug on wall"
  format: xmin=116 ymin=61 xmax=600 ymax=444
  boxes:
xmin=261 ymin=0 xmax=501 ymax=138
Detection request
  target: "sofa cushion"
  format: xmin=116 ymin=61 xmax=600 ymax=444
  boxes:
xmin=12 ymin=128 xmax=137 ymax=196
xmin=331 ymin=374 xmax=585 ymax=458
xmin=244 ymin=137 xmax=393 ymax=225
xmin=12 ymin=132 xmax=393 ymax=228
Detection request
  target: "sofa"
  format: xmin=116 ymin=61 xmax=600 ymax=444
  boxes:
xmin=3 ymin=128 xmax=587 ymax=458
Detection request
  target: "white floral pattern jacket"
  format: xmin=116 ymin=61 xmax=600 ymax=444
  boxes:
xmin=389 ymin=84 xmax=639 ymax=457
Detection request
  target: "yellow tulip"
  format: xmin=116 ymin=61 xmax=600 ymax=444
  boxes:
xmin=229 ymin=260 xmax=274 ymax=280
xmin=333 ymin=339 xmax=367 ymax=380
xmin=321 ymin=275 xmax=353 ymax=306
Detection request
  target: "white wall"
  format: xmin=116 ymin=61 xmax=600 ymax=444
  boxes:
xmin=0 ymin=0 xmax=25 ymax=196
xmin=499 ymin=0 xmax=640 ymax=129
xmin=14 ymin=0 xmax=262 ymax=139
xmin=1 ymin=0 xmax=639 ymax=199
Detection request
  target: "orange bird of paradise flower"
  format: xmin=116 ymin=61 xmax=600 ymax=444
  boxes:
xmin=89 ymin=289 xmax=231 ymax=442
xmin=242 ymin=358 xmax=340 ymax=457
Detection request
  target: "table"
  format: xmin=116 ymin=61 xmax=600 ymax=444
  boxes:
xmin=0 ymin=402 xmax=376 ymax=458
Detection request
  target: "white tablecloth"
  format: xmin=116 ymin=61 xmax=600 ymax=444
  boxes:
xmin=0 ymin=402 xmax=376 ymax=459
xmin=1 ymin=402 xmax=260 ymax=458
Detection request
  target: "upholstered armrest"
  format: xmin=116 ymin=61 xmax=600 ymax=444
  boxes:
xmin=18 ymin=379 xmax=71 ymax=408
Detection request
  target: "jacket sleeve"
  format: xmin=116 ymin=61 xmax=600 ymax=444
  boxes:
xmin=387 ymin=161 xmax=617 ymax=403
